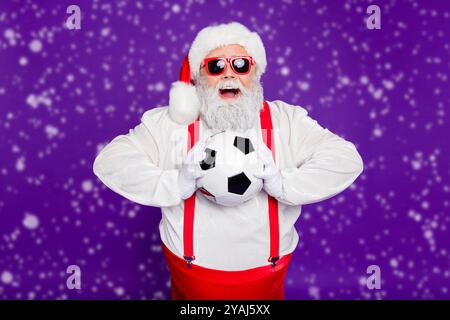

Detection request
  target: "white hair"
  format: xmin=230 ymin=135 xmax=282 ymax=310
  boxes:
xmin=196 ymin=74 xmax=264 ymax=131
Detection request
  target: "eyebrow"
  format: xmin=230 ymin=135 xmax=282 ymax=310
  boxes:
xmin=206 ymin=55 xmax=247 ymax=59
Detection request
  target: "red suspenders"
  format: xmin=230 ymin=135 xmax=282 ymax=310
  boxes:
xmin=260 ymin=101 xmax=281 ymax=267
xmin=182 ymin=115 xmax=200 ymax=266
xmin=183 ymin=101 xmax=280 ymax=268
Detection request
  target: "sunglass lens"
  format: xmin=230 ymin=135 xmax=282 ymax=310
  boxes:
xmin=232 ymin=58 xmax=250 ymax=73
xmin=207 ymin=59 xmax=226 ymax=75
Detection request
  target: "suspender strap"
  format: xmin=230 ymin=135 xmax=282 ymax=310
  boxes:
xmin=182 ymin=101 xmax=280 ymax=268
xmin=260 ymin=101 xmax=280 ymax=267
xmin=183 ymin=116 xmax=200 ymax=267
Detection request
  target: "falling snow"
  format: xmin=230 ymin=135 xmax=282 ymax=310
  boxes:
xmin=23 ymin=212 xmax=39 ymax=230
xmin=1 ymin=271 xmax=13 ymax=285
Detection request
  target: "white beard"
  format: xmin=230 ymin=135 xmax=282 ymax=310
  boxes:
xmin=196 ymin=76 xmax=264 ymax=131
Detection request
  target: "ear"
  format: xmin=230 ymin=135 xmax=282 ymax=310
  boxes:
xmin=168 ymin=81 xmax=200 ymax=125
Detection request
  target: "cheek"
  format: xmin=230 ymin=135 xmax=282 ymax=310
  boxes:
xmin=207 ymin=76 xmax=218 ymax=88
xmin=242 ymin=75 xmax=253 ymax=89
xmin=241 ymin=68 xmax=254 ymax=88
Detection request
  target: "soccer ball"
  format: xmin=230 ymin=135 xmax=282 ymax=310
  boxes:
xmin=196 ymin=131 xmax=264 ymax=206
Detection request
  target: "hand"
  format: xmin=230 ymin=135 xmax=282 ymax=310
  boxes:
xmin=253 ymin=138 xmax=283 ymax=198
xmin=177 ymin=140 xmax=207 ymax=200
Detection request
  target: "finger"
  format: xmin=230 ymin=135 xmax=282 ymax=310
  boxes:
xmin=193 ymin=140 xmax=206 ymax=151
xmin=194 ymin=170 xmax=206 ymax=179
xmin=187 ymin=141 xmax=206 ymax=163
xmin=189 ymin=144 xmax=202 ymax=159
xmin=194 ymin=150 xmax=207 ymax=164
xmin=258 ymin=150 xmax=273 ymax=167
xmin=194 ymin=140 xmax=207 ymax=155
xmin=253 ymin=171 xmax=269 ymax=179
xmin=256 ymin=140 xmax=274 ymax=162
xmin=261 ymin=144 xmax=275 ymax=160
xmin=185 ymin=145 xmax=197 ymax=162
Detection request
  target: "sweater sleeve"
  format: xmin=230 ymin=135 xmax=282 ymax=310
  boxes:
xmin=273 ymin=101 xmax=364 ymax=206
xmin=93 ymin=109 xmax=183 ymax=207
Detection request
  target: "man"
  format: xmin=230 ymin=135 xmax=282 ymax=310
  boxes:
xmin=93 ymin=22 xmax=364 ymax=300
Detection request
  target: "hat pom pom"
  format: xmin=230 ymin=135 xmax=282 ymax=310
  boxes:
xmin=168 ymin=55 xmax=200 ymax=125
xmin=169 ymin=81 xmax=200 ymax=125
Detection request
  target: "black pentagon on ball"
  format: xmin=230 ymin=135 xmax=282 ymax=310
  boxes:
xmin=200 ymin=148 xmax=216 ymax=170
xmin=228 ymin=172 xmax=251 ymax=195
xmin=233 ymin=136 xmax=254 ymax=155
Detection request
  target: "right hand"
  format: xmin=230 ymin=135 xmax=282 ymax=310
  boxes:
xmin=253 ymin=138 xmax=283 ymax=199
xmin=177 ymin=140 xmax=207 ymax=200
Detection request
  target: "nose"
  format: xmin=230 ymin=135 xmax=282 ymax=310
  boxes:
xmin=221 ymin=64 xmax=235 ymax=80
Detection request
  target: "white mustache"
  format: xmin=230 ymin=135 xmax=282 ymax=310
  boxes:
xmin=196 ymin=75 xmax=264 ymax=131
xmin=216 ymin=79 xmax=244 ymax=91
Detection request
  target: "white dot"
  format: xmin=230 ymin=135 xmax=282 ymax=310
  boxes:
xmin=308 ymin=286 xmax=320 ymax=299
xmin=411 ymin=160 xmax=422 ymax=170
xmin=280 ymin=66 xmax=290 ymax=76
xmin=373 ymin=127 xmax=383 ymax=137
xmin=390 ymin=258 xmax=398 ymax=268
xmin=172 ymin=4 xmax=181 ymax=13
xmin=359 ymin=276 xmax=367 ymax=286
xmin=19 ymin=56 xmax=28 ymax=66
xmin=154 ymin=82 xmax=165 ymax=92
xmin=29 ymin=39 xmax=43 ymax=53
xmin=1 ymin=271 xmax=13 ymax=284
xmin=16 ymin=156 xmax=25 ymax=171
xmin=4 ymin=28 xmax=15 ymax=39
xmin=81 ymin=180 xmax=93 ymax=192
xmin=298 ymin=81 xmax=310 ymax=91
xmin=372 ymin=89 xmax=383 ymax=100
xmin=340 ymin=76 xmax=350 ymax=85
xmin=128 ymin=210 xmax=136 ymax=218
xmin=382 ymin=79 xmax=394 ymax=90
xmin=23 ymin=212 xmax=39 ymax=230
xmin=360 ymin=76 xmax=369 ymax=85
xmin=101 ymin=28 xmax=110 ymax=37
xmin=45 ymin=125 xmax=59 ymax=139
xmin=66 ymin=74 xmax=75 ymax=82
xmin=114 ymin=287 xmax=125 ymax=296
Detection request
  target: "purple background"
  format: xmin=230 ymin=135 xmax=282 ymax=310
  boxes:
xmin=1 ymin=0 xmax=449 ymax=300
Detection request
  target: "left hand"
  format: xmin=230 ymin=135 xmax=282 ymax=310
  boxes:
xmin=253 ymin=138 xmax=283 ymax=198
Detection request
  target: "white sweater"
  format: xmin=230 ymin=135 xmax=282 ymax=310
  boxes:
xmin=93 ymin=100 xmax=364 ymax=271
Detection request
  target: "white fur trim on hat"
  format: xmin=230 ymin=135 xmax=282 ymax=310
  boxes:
xmin=168 ymin=81 xmax=200 ymax=125
xmin=188 ymin=22 xmax=267 ymax=81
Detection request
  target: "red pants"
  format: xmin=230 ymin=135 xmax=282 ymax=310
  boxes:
xmin=162 ymin=243 xmax=293 ymax=300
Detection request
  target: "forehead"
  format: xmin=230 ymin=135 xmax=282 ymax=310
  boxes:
xmin=204 ymin=44 xmax=249 ymax=58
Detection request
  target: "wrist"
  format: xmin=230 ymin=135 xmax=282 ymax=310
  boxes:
xmin=266 ymin=170 xmax=283 ymax=199
xmin=177 ymin=169 xmax=195 ymax=200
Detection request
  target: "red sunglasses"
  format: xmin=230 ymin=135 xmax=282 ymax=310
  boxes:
xmin=201 ymin=56 xmax=254 ymax=76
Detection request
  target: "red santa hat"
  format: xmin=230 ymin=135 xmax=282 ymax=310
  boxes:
xmin=168 ymin=22 xmax=267 ymax=125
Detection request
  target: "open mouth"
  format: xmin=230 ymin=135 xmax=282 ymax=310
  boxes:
xmin=219 ymin=88 xmax=241 ymax=99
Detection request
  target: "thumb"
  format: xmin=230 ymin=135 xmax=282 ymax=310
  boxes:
xmin=253 ymin=170 xmax=269 ymax=179
xmin=193 ymin=167 xmax=206 ymax=179
xmin=187 ymin=141 xmax=206 ymax=163
xmin=256 ymin=140 xmax=274 ymax=165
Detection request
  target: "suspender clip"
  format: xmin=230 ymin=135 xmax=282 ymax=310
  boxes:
xmin=183 ymin=255 xmax=196 ymax=268
xmin=269 ymin=256 xmax=280 ymax=267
